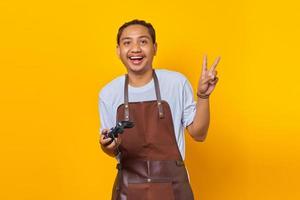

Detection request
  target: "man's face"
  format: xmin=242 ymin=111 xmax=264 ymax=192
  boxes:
xmin=117 ymin=25 xmax=157 ymax=74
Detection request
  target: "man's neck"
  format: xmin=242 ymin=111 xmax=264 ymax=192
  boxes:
xmin=128 ymin=68 xmax=153 ymax=87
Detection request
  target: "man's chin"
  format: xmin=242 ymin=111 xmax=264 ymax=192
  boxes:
xmin=127 ymin=64 xmax=151 ymax=74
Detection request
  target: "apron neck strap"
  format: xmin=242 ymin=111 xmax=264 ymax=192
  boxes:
xmin=124 ymin=69 xmax=164 ymax=121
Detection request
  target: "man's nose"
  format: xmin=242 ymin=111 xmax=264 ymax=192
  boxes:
xmin=131 ymin=43 xmax=142 ymax=52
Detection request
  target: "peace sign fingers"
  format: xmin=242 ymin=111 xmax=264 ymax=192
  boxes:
xmin=208 ymin=56 xmax=221 ymax=75
xmin=198 ymin=54 xmax=221 ymax=97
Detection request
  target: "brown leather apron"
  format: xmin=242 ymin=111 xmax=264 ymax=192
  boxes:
xmin=111 ymin=70 xmax=194 ymax=200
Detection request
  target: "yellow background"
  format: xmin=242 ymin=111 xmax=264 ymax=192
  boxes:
xmin=1 ymin=0 xmax=300 ymax=199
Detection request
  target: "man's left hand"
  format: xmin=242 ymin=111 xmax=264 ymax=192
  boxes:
xmin=197 ymin=55 xmax=221 ymax=98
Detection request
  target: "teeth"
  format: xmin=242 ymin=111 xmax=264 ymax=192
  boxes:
xmin=129 ymin=56 xmax=143 ymax=59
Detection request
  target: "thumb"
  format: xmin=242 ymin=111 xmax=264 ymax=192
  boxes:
xmin=101 ymin=128 xmax=110 ymax=135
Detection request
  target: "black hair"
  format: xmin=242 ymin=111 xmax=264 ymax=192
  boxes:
xmin=117 ymin=19 xmax=156 ymax=45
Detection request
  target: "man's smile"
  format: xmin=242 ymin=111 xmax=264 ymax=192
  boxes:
xmin=128 ymin=55 xmax=145 ymax=65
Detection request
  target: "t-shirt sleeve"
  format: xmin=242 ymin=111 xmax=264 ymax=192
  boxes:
xmin=181 ymin=80 xmax=197 ymax=128
xmin=98 ymin=93 xmax=114 ymax=135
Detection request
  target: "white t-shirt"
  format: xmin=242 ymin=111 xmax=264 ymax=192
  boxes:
xmin=98 ymin=69 xmax=196 ymax=160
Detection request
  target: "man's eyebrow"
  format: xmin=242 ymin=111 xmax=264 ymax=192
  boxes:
xmin=139 ymin=35 xmax=151 ymax=39
xmin=121 ymin=35 xmax=151 ymax=41
xmin=121 ymin=37 xmax=132 ymax=41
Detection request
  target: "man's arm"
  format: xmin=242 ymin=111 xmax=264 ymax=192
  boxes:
xmin=187 ymin=55 xmax=220 ymax=142
xmin=187 ymin=98 xmax=210 ymax=142
xmin=98 ymin=93 xmax=120 ymax=157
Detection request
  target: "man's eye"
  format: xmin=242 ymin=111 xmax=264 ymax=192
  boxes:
xmin=141 ymin=40 xmax=147 ymax=44
xmin=123 ymin=41 xmax=130 ymax=45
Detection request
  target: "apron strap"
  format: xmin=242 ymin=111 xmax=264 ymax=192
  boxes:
xmin=124 ymin=74 xmax=130 ymax=121
xmin=123 ymin=69 xmax=164 ymax=121
xmin=152 ymin=70 xmax=164 ymax=119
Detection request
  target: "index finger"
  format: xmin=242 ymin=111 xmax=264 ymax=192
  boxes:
xmin=100 ymin=135 xmax=112 ymax=145
xmin=201 ymin=54 xmax=208 ymax=78
xmin=209 ymin=56 xmax=221 ymax=73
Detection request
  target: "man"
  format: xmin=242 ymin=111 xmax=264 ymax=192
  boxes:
xmin=99 ymin=19 xmax=220 ymax=200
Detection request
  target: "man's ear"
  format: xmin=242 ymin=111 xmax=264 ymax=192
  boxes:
xmin=116 ymin=45 xmax=120 ymax=58
xmin=153 ymin=43 xmax=158 ymax=56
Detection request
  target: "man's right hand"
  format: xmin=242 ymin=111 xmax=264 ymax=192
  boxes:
xmin=99 ymin=128 xmax=122 ymax=157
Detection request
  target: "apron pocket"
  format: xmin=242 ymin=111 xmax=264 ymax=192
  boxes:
xmin=128 ymin=182 xmax=175 ymax=200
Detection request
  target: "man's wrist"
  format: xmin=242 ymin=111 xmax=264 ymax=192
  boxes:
xmin=101 ymin=144 xmax=118 ymax=157
xmin=197 ymin=92 xmax=210 ymax=99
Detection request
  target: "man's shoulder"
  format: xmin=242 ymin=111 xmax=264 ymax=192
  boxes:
xmin=156 ymin=69 xmax=188 ymax=85
xmin=99 ymin=74 xmax=125 ymax=100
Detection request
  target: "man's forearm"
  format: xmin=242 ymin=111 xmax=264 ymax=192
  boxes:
xmin=189 ymin=97 xmax=210 ymax=141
